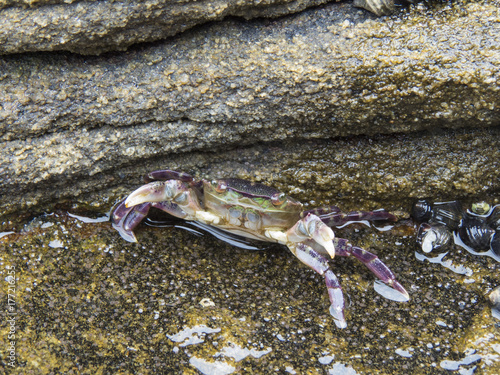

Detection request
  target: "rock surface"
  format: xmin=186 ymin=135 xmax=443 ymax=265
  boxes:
xmin=1 ymin=205 xmax=499 ymax=373
xmin=1 ymin=1 xmax=499 ymax=221
xmin=0 ymin=0 xmax=332 ymax=55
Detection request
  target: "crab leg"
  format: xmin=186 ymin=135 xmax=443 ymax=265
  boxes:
xmin=111 ymin=200 xmax=152 ymax=242
xmin=144 ymin=169 xmax=196 ymax=183
xmin=334 ymin=238 xmax=409 ymax=299
xmin=304 ymin=207 xmax=397 ymax=227
xmin=289 ymin=243 xmax=347 ymax=328
xmin=112 ymin=198 xmax=193 ymax=242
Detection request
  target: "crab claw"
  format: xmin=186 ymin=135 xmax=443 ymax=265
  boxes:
xmin=315 ymin=223 xmax=336 ymax=259
xmin=110 ymin=199 xmax=151 ymax=242
xmin=288 ymin=214 xmax=336 ymax=258
xmin=125 ymin=180 xmax=187 ymax=208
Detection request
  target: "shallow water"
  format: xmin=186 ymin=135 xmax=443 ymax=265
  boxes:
xmin=0 ymin=205 xmax=499 ymax=374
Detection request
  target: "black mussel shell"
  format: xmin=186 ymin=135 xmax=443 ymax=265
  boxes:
xmin=487 ymin=205 xmax=500 ymax=230
xmin=416 ymin=223 xmax=452 ymax=253
xmin=459 ymin=215 xmax=495 ymax=251
xmin=491 ymin=231 xmax=500 ymax=256
xmin=431 ymin=201 xmax=463 ymax=229
xmin=411 ymin=199 xmax=433 ymax=222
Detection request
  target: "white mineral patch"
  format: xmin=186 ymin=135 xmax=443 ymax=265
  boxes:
xmin=189 ymin=357 xmax=235 ymax=375
xmin=48 ymin=239 xmax=64 ymax=248
xmin=328 ymin=363 xmax=358 ymax=375
xmin=0 ymin=231 xmax=15 ymax=238
xmin=318 ymin=354 xmax=335 ymax=364
xmin=166 ymin=325 xmax=221 ymax=347
xmin=217 ymin=343 xmax=271 ymax=362
xmin=395 ymin=348 xmax=412 ymax=358
xmin=440 ymin=353 xmax=482 ymax=371
xmin=415 ymin=251 xmax=473 ymax=276
xmin=276 ymin=334 xmax=286 ymax=342
xmin=68 ymin=212 xmax=109 ymax=223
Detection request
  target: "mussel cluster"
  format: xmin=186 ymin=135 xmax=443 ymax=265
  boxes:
xmin=411 ymin=199 xmax=500 ymax=256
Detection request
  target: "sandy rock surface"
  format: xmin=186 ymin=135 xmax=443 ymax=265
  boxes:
xmin=0 ymin=0 xmax=332 ymax=55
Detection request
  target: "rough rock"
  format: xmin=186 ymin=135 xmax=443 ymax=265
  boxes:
xmin=1 ymin=1 xmax=500 ymax=220
xmin=1 ymin=201 xmax=499 ymax=373
xmin=0 ymin=0 xmax=332 ymax=55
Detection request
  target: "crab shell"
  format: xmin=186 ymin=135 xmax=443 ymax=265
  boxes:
xmin=202 ymin=178 xmax=303 ymax=240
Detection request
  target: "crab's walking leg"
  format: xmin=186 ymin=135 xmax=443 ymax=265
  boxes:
xmin=304 ymin=207 xmax=397 ymax=227
xmin=334 ymin=238 xmax=409 ymax=299
xmin=289 ymin=243 xmax=347 ymax=329
xmin=144 ymin=170 xmax=195 ymax=183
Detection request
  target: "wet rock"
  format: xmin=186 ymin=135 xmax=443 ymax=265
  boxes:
xmin=1 ymin=1 xmax=500 ymax=220
xmin=0 ymin=0 xmax=332 ymax=55
xmin=1 ymin=208 xmax=498 ymax=373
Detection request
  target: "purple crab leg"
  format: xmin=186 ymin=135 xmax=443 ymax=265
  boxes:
xmin=291 ymin=243 xmax=347 ymax=329
xmin=334 ymin=238 xmax=409 ymax=299
xmin=111 ymin=198 xmax=190 ymax=242
xmin=111 ymin=200 xmax=152 ymax=242
xmin=303 ymin=206 xmax=342 ymax=217
xmin=304 ymin=207 xmax=397 ymax=227
xmin=144 ymin=169 xmax=195 ymax=183
xmin=111 ymin=198 xmax=132 ymax=225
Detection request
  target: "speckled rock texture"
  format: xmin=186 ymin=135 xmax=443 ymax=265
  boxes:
xmin=1 ymin=204 xmax=499 ymax=373
xmin=0 ymin=0 xmax=332 ymax=55
xmin=1 ymin=0 xmax=500 ymax=220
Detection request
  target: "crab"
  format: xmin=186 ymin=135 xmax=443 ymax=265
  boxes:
xmin=111 ymin=170 xmax=409 ymax=328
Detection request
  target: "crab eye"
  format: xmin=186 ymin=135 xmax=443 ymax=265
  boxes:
xmin=271 ymin=192 xmax=286 ymax=206
xmin=211 ymin=180 xmax=227 ymax=193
